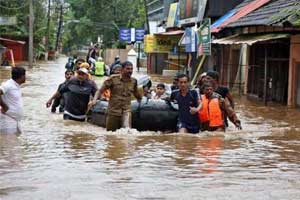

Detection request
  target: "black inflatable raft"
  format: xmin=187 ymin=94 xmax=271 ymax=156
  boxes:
xmin=88 ymin=98 xmax=179 ymax=132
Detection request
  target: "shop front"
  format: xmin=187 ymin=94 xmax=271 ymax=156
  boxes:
xmin=144 ymin=30 xmax=185 ymax=75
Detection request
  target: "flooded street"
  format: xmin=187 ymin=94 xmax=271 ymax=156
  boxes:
xmin=1 ymin=57 xmax=300 ymax=200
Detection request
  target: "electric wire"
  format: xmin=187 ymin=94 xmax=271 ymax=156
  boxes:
xmin=0 ymin=0 xmax=28 ymax=10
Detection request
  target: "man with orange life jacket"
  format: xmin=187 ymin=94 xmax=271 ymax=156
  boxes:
xmin=204 ymin=70 xmax=234 ymax=127
xmin=199 ymin=82 xmax=241 ymax=131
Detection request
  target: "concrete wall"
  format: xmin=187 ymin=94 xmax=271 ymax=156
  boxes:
xmin=288 ymin=35 xmax=300 ymax=107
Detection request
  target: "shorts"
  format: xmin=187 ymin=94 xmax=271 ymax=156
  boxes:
xmin=177 ymin=121 xmax=200 ymax=134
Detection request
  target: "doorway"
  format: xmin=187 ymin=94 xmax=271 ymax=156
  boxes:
xmin=296 ymin=62 xmax=300 ymax=107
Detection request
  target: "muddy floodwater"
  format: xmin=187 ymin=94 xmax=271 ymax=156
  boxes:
xmin=1 ymin=57 xmax=300 ymax=200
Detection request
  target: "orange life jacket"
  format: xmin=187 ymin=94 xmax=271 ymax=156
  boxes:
xmin=103 ymin=89 xmax=111 ymax=100
xmin=198 ymin=95 xmax=224 ymax=127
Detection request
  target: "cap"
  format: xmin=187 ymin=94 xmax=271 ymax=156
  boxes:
xmin=200 ymin=72 xmax=207 ymax=78
xmin=79 ymin=62 xmax=90 ymax=69
xmin=78 ymin=68 xmax=89 ymax=74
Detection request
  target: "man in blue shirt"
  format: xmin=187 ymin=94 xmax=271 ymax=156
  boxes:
xmin=170 ymin=74 xmax=202 ymax=134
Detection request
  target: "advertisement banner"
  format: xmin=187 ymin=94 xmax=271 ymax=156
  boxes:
xmin=179 ymin=0 xmax=208 ymax=25
xmin=184 ymin=27 xmax=197 ymax=52
xmin=198 ymin=18 xmax=211 ymax=56
xmin=167 ymin=3 xmax=179 ymax=28
xmin=144 ymin=34 xmax=181 ymax=53
xmin=144 ymin=34 xmax=155 ymax=53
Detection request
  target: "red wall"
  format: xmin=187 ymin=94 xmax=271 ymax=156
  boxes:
xmin=288 ymin=35 xmax=300 ymax=106
xmin=1 ymin=41 xmax=24 ymax=61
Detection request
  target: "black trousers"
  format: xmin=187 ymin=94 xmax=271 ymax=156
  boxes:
xmin=63 ymin=114 xmax=85 ymax=122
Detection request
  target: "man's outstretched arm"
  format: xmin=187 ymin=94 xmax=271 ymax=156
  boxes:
xmin=0 ymin=89 xmax=8 ymax=113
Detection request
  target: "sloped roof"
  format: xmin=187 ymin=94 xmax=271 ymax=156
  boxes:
xmin=0 ymin=37 xmax=26 ymax=45
xmin=233 ymin=0 xmax=254 ymax=10
xmin=228 ymin=0 xmax=300 ymax=27
xmin=211 ymin=0 xmax=271 ymax=33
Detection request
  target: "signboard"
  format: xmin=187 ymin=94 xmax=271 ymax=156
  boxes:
xmin=119 ymin=28 xmax=131 ymax=42
xmin=197 ymin=18 xmax=211 ymax=56
xmin=119 ymin=28 xmax=145 ymax=42
xmin=0 ymin=16 xmax=17 ymax=25
xmin=178 ymin=0 xmax=208 ymax=26
xmin=144 ymin=34 xmax=181 ymax=53
xmin=135 ymin=28 xmax=145 ymax=42
xmin=166 ymin=3 xmax=179 ymax=28
xmin=184 ymin=27 xmax=197 ymax=52
xmin=144 ymin=34 xmax=155 ymax=53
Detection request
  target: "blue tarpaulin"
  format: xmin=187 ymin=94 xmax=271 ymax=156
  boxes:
xmin=211 ymin=9 xmax=236 ymax=29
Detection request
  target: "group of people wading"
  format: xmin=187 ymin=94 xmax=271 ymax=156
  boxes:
xmin=0 ymin=55 xmax=241 ymax=135
xmin=45 ymin=51 xmax=241 ymax=133
xmin=170 ymin=72 xmax=241 ymax=134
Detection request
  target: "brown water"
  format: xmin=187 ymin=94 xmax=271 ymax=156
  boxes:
xmin=1 ymin=57 xmax=300 ymax=200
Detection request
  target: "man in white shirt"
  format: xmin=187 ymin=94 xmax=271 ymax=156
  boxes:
xmin=0 ymin=67 xmax=26 ymax=134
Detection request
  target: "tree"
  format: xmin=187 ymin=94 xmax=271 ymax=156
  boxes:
xmin=62 ymin=0 xmax=146 ymax=51
xmin=0 ymin=0 xmax=59 ymax=59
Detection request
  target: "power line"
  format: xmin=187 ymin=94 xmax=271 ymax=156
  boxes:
xmin=0 ymin=0 xmax=28 ymax=10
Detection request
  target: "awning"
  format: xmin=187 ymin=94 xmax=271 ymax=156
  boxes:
xmin=154 ymin=30 xmax=184 ymax=36
xmin=0 ymin=37 xmax=26 ymax=45
xmin=212 ymin=33 xmax=290 ymax=45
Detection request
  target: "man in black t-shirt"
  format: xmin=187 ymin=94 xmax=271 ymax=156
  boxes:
xmin=170 ymin=74 xmax=202 ymax=134
xmin=46 ymin=68 xmax=97 ymax=121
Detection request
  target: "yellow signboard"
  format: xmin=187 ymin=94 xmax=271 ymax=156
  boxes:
xmin=144 ymin=34 xmax=181 ymax=53
xmin=144 ymin=34 xmax=155 ymax=53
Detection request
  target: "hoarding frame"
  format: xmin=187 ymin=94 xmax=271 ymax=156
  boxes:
xmin=178 ymin=0 xmax=208 ymax=26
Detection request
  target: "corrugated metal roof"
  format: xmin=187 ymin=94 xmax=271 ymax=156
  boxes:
xmin=212 ymin=33 xmax=290 ymax=45
xmin=211 ymin=0 xmax=271 ymax=33
xmin=228 ymin=0 xmax=300 ymax=27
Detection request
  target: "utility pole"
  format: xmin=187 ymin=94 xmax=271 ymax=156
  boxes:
xmin=29 ymin=0 xmax=34 ymax=67
xmin=45 ymin=0 xmax=51 ymax=60
xmin=143 ymin=0 xmax=150 ymax=34
xmin=55 ymin=4 xmax=63 ymax=51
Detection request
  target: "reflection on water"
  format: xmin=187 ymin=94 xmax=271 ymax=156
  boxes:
xmin=1 ymin=58 xmax=300 ymax=199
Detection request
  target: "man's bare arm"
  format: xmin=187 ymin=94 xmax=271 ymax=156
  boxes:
xmin=221 ymin=98 xmax=241 ymax=129
xmin=226 ymin=92 xmax=235 ymax=108
xmin=46 ymin=91 xmax=61 ymax=108
xmin=0 ymin=89 xmax=8 ymax=113
xmin=190 ymin=99 xmax=202 ymax=114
